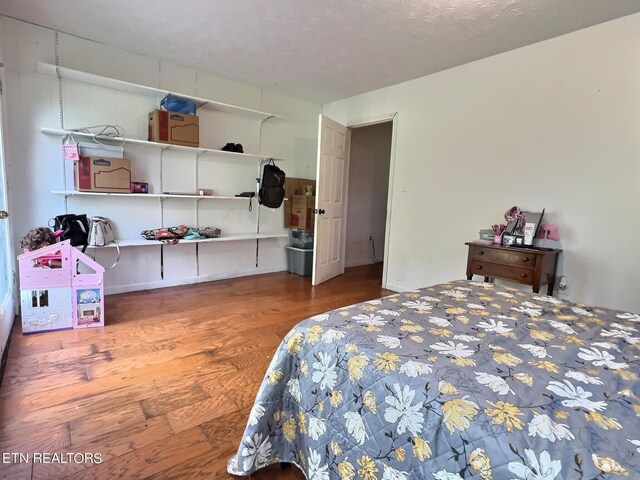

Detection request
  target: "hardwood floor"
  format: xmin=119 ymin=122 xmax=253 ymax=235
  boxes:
xmin=0 ymin=264 xmax=389 ymax=479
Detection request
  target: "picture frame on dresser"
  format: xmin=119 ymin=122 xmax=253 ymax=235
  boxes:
xmin=522 ymin=209 xmax=545 ymax=246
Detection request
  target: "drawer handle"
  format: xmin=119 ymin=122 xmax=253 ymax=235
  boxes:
xmin=476 ymin=265 xmax=483 ymax=270
xmin=520 ymin=273 xmax=528 ymax=278
xmin=522 ymin=257 xmax=529 ymax=262
xmin=478 ymin=251 xmax=484 ymax=255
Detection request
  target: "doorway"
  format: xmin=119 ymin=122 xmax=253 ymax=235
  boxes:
xmin=312 ymin=114 xmax=396 ymax=288
xmin=344 ymin=121 xmax=392 ymax=276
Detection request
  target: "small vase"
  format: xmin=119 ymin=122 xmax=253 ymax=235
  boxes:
xmin=493 ymin=235 xmax=502 ymax=245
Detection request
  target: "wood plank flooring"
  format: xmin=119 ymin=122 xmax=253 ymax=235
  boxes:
xmin=0 ymin=264 xmax=388 ymax=479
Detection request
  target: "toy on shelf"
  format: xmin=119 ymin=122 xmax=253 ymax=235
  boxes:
xmin=18 ymin=240 xmax=105 ymax=334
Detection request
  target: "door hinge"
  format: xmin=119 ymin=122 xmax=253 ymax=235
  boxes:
xmin=0 ymin=79 xmax=3 ymax=95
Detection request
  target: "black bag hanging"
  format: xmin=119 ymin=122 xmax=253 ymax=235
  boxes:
xmin=258 ymin=159 xmax=286 ymax=208
xmin=50 ymin=214 xmax=90 ymax=249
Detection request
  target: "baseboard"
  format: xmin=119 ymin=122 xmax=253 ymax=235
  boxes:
xmin=105 ymin=266 xmax=287 ymax=294
xmin=0 ymin=294 xmax=16 ymax=387
xmin=383 ymin=282 xmax=404 ymax=293
xmin=345 ymin=259 xmax=376 ymax=268
xmin=0 ymin=316 xmax=20 ymax=385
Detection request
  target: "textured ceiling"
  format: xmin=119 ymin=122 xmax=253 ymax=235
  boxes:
xmin=1 ymin=0 xmax=639 ymax=103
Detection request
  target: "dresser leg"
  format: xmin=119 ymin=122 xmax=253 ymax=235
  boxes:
xmin=547 ymin=280 xmax=555 ymax=296
xmin=533 ymin=286 xmax=540 ymax=294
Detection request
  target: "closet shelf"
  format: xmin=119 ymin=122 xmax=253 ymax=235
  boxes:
xmin=87 ymin=233 xmax=288 ymax=248
xmin=37 ymin=62 xmax=284 ymax=121
xmin=41 ymin=128 xmax=285 ymax=162
xmin=52 ymin=190 xmax=242 ymax=200
xmin=51 ymin=190 xmax=287 ymax=203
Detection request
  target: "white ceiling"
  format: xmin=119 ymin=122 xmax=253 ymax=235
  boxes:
xmin=1 ymin=0 xmax=639 ymax=104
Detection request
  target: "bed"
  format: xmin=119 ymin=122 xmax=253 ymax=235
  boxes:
xmin=228 ymin=280 xmax=639 ymax=479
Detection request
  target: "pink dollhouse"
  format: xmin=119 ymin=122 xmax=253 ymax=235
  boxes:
xmin=18 ymin=240 xmax=105 ymax=333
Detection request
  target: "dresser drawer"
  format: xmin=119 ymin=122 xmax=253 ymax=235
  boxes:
xmin=465 ymin=241 xmax=560 ymax=295
xmin=469 ymin=261 xmax=534 ymax=286
xmin=470 ymin=246 xmax=535 ymax=268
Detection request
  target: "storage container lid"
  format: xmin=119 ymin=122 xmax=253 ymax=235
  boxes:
xmin=285 ymin=245 xmax=314 ymax=252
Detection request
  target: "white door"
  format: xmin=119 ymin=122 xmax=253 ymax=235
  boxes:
xmin=0 ymin=73 xmax=15 ymax=355
xmin=312 ymin=115 xmax=350 ymax=285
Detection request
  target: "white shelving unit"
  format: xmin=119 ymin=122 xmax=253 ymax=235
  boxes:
xmin=50 ymin=190 xmax=287 ymax=205
xmin=52 ymin=189 xmax=251 ymax=201
xmin=42 ymin=62 xmax=288 ymax=284
xmin=41 ymin=128 xmax=285 ymax=163
xmin=87 ymin=233 xmax=288 ymax=249
xmin=38 ymin=62 xmax=284 ymax=120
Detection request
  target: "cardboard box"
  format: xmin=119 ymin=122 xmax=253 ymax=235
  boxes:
xmin=148 ymin=109 xmax=199 ymax=147
xmin=284 ymin=178 xmax=316 ymax=228
xmin=292 ymin=194 xmax=315 ymax=210
xmin=290 ymin=194 xmax=315 ymax=229
xmin=285 ymin=179 xmax=315 ymax=201
xmin=284 ymin=204 xmax=292 ymax=228
xmin=74 ymin=156 xmax=132 ymax=193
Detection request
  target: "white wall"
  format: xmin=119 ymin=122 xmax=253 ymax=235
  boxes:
xmin=345 ymin=122 xmax=391 ymax=267
xmin=324 ymin=13 xmax=640 ymax=312
xmin=0 ymin=16 xmax=321 ymax=294
xmin=0 ymin=19 xmax=17 ymax=358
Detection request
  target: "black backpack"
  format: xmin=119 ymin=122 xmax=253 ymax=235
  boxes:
xmin=50 ymin=213 xmax=90 ymax=250
xmin=258 ymin=159 xmax=286 ymax=208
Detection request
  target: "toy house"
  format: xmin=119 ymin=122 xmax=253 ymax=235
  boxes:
xmin=18 ymin=240 xmax=105 ymax=333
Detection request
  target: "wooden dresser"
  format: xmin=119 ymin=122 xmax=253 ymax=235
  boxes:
xmin=465 ymin=241 xmax=561 ymax=295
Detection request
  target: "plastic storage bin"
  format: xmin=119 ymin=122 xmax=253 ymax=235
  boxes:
xmin=291 ymin=229 xmax=314 ymax=249
xmin=160 ymin=95 xmax=197 ymax=115
xmin=286 ymin=246 xmax=313 ymax=276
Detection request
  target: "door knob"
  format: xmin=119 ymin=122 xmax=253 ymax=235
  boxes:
xmin=319 ymin=209 xmax=325 ymax=215
xmin=0 ymin=210 xmax=8 ymax=219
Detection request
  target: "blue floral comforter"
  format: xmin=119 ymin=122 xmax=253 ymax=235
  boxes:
xmin=228 ymin=280 xmax=639 ymax=479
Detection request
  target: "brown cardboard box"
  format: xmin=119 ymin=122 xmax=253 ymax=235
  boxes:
xmin=74 ymin=156 xmax=132 ymax=193
xmin=148 ymin=109 xmax=199 ymax=147
xmin=284 ymin=204 xmax=292 ymax=228
xmin=285 ymin=178 xmax=315 ymax=200
xmin=292 ymin=194 xmax=316 ymax=210
xmin=284 ymin=178 xmax=316 ymax=228
xmin=290 ymin=195 xmax=315 ymax=229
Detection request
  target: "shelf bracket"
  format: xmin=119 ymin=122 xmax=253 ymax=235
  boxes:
xmin=160 ymin=244 xmax=164 ymax=280
xmin=194 ymin=150 xmax=207 ymax=278
xmin=159 ymin=147 xmax=168 ymax=194
xmin=258 ymin=116 xmax=274 ymax=161
xmin=195 ymin=150 xmax=207 ymax=192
